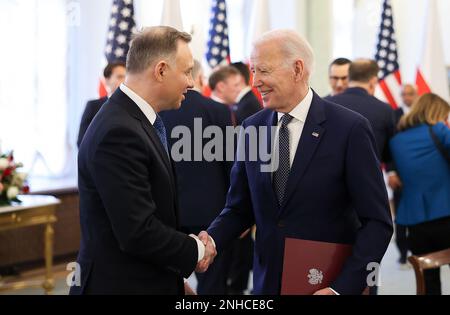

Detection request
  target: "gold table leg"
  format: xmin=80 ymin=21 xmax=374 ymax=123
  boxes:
xmin=42 ymin=222 xmax=55 ymax=294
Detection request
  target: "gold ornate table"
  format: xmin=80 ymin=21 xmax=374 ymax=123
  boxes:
xmin=0 ymin=195 xmax=60 ymax=294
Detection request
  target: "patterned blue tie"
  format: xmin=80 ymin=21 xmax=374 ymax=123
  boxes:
xmin=153 ymin=115 xmax=169 ymax=155
xmin=273 ymin=114 xmax=294 ymax=206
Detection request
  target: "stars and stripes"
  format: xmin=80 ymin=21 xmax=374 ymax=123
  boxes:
xmin=206 ymin=0 xmax=230 ymax=68
xmin=105 ymin=0 xmax=137 ymax=63
xmin=374 ymin=0 xmax=402 ymax=109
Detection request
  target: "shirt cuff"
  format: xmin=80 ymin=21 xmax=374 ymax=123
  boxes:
xmin=387 ymin=171 xmax=397 ymax=177
xmin=190 ymin=235 xmax=205 ymax=262
xmin=329 ymin=287 xmax=340 ymax=295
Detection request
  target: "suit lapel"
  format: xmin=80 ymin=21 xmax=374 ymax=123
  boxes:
xmin=111 ymin=89 xmax=176 ymax=184
xmin=280 ymin=92 xmax=327 ymax=215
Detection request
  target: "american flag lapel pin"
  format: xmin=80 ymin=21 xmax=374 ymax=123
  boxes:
xmin=312 ymin=132 xmax=320 ymax=138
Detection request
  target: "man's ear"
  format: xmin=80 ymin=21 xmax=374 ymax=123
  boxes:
xmin=216 ymin=81 xmax=225 ymax=93
xmin=154 ymin=61 xmax=169 ymax=82
xmin=294 ymin=59 xmax=305 ymax=82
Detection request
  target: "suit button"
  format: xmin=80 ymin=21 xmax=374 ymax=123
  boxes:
xmin=277 ymin=221 xmax=285 ymax=228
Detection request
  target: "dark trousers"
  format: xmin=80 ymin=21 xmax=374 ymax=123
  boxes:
xmin=408 ymin=216 xmax=450 ymax=295
xmin=393 ymin=189 xmax=409 ymax=263
xmin=226 ymin=232 xmax=254 ymax=294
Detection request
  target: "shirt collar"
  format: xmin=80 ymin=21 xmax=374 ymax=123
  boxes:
xmin=211 ymin=94 xmax=227 ymax=105
xmin=277 ymin=88 xmax=313 ymax=123
xmin=236 ymin=86 xmax=252 ymax=103
xmin=120 ymin=83 xmax=157 ymax=125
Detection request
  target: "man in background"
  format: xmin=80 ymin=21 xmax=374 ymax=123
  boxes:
xmin=324 ymin=58 xmax=351 ymax=100
xmin=209 ymin=66 xmax=242 ymax=126
xmin=231 ymin=62 xmax=262 ymax=125
xmin=388 ymin=84 xmax=418 ymax=268
xmin=77 ymin=61 xmax=126 ymax=147
xmin=329 ymin=59 xmax=395 ymax=165
xmin=160 ymin=60 xmax=232 ymax=294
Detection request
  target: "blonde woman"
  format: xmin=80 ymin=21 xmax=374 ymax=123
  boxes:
xmin=390 ymin=93 xmax=450 ymax=295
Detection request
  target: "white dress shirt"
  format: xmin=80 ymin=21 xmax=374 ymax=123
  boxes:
xmin=211 ymin=94 xmax=227 ymax=104
xmin=120 ymin=83 xmax=206 ymax=263
xmin=273 ymin=88 xmax=314 ymax=169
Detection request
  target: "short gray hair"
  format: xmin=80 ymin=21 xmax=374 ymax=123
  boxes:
xmin=126 ymin=26 xmax=192 ymax=74
xmin=253 ymin=29 xmax=315 ymax=80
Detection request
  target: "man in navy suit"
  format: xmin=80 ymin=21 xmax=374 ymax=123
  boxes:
xmin=160 ymin=60 xmax=233 ymax=294
xmin=71 ymin=26 xmax=216 ymax=295
xmin=201 ymin=30 xmax=393 ymax=295
xmin=328 ymin=59 xmax=395 ymax=164
xmin=387 ymin=84 xmax=418 ymax=267
xmin=323 ymin=58 xmax=351 ymax=100
xmin=77 ymin=61 xmax=126 ymax=147
xmin=232 ymin=62 xmax=262 ymax=125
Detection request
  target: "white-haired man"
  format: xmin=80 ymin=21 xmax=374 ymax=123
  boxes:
xmin=200 ymin=29 xmax=393 ymax=295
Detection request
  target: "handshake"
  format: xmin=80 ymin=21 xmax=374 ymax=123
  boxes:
xmin=190 ymin=231 xmax=217 ymax=273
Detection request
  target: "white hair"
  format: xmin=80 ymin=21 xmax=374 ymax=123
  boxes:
xmin=253 ymin=29 xmax=315 ymax=80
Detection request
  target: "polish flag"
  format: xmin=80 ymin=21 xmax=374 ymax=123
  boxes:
xmin=415 ymin=0 xmax=449 ymax=101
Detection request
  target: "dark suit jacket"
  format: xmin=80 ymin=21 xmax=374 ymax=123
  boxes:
xmin=328 ymin=87 xmax=395 ymax=164
xmin=160 ymin=90 xmax=233 ymax=228
xmin=207 ymin=92 xmax=393 ymax=295
xmin=394 ymin=108 xmax=405 ymax=125
xmin=234 ymin=90 xmax=262 ymax=125
xmin=70 ymin=89 xmax=198 ymax=295
xmin=77 ymin=97 xmax=107 ymax=148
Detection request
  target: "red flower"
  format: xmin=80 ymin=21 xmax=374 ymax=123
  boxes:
xmin=2 ymin=168 xmax=12 ymax=178
xmin=22 ymin=185 xmax=30 ymax=194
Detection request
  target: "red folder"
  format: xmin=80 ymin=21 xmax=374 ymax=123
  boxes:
xmin=281 ymin=238 xmax=353 ymax=295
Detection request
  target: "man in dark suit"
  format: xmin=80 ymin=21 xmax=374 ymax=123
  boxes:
xmin=77 ymin=61 xmax=126 ymax=147
xmin=387 ymin=84 xmax=418 ymax=267
xmin=70 ymin=26 xmax=216 ymax=295
xmin=208 ymin=66 xmax=242 ymax=124
xmin=160 ymin=60 xmax=233 ymax=294
xmin=231 ymin=62 xmax=262 ymax=125
xmin=328 ymin=59 xmax=396 ymax=164
xmin=323 ymin=58 xmax=351 ymax=100
xmin=200 ymin=30 xmax=393 ymax=295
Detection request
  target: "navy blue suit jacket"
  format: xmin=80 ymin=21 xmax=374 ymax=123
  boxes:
xmin=71 ymin=89 xmax=198 ymax=294
xmin=328 ymin=87 xmax=395 ymax=163
xmin=77 ymin=97 xmax=107 ymax=148
xmin=207 ymin=92 xmax=393 ymax=295
xmin=234 ymin=90 xmax=262 ymax=126
xmin=160 ymin=90 xmax=233 ymax=228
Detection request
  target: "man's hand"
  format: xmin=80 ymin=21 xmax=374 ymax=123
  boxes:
xmin=313 ymin=288 xmax=337 ymax=295
xmin=388 ymin=173 xmax=402 ymax=190
xmin=195 ymin=231 xmax=217 ymax=273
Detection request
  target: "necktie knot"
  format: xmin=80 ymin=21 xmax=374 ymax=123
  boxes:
xmin=281 ymin=114 xmax=294 ymax=128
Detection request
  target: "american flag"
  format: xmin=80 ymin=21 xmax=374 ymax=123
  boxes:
xmin=374 ymin=0 xmax=402 ymax=109
xmin=99 ymin=0 xmax=136 ymax=97
xmin=105 ymin=0 xmax=136 ymax=63
xmin=206 ymin=0 xmax=230 ymax=68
